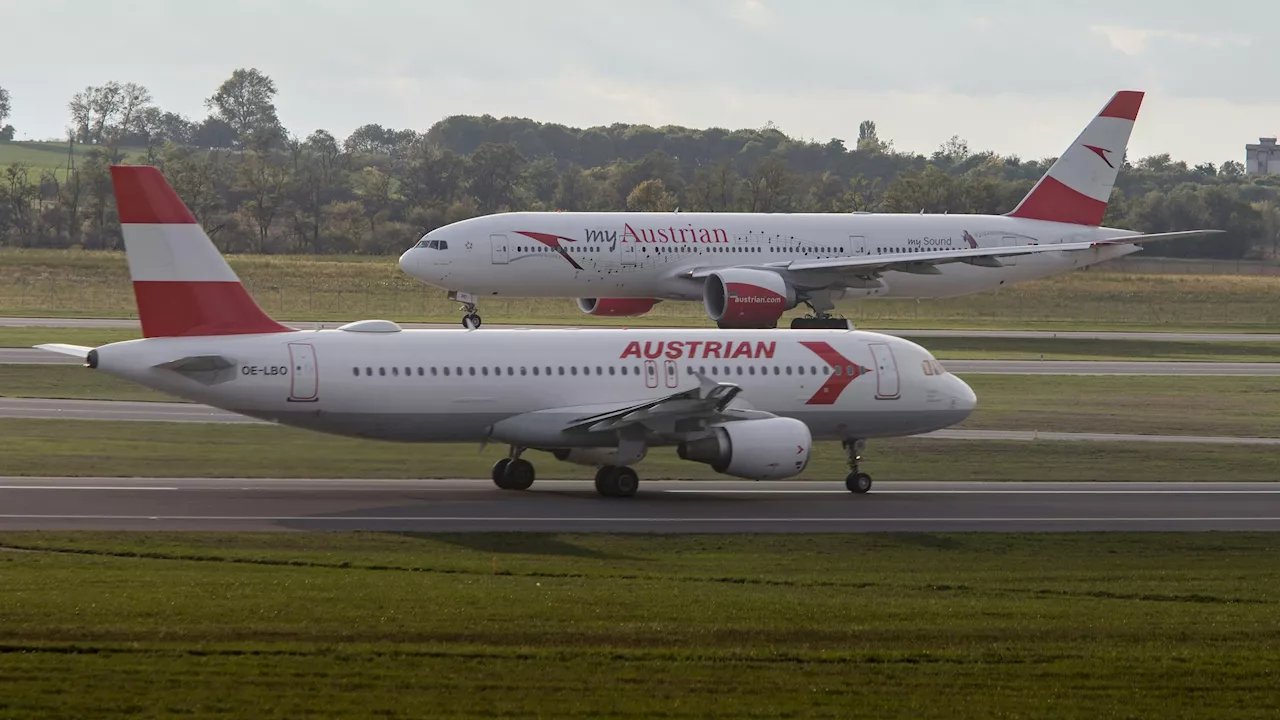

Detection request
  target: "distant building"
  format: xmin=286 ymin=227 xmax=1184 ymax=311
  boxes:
xmin=1246 ymin=137 xmax=1280 ymax=175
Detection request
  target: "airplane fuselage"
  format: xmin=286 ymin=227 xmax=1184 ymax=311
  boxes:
xmin=91 ymin=326 xmax=975 ymax=447
xmin=400 ymin=212 xmax=1142 ymax=302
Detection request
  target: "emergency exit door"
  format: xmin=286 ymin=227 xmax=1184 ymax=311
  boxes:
xmin=490 ymin=234 xmax=509 ymax=264
xmin=868 ymin=342 xmax=900 ymax=399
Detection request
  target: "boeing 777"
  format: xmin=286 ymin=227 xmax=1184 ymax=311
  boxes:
xmin=37 ymin=166 xmax=977 ymax=496
xmin=399 ymin=90 xmax=1220 ymax=329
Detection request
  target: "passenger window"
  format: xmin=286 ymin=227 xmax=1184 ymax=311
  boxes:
xmin=571 ymin=367 xmax=578 ymax=376
xmin=797 ymin=366 xmax=804 ymax=375
xmin=834 ymin=365 xmax=842 ymax=376
xmin=811 ymin=366 xmax=817 ymax=375
xmin=748 ymin=366 xmax=755 ymax=375
xmin=392 ymin=367 xmax=399 ymax=376
xmin=847 ymin=365 xmax=855 ymax=375
xmin=352 ymin=367 xmax=358 ymax=376
xmin=379 ymin=367 xmax=386 ymax=376
xmin=417 ymin=367 xmax=423 ymax=376
xmin=366 ymin=367 xmax=372 ymax=376
xmin=521 ymin=367 xmax=527 ymax=376
xmin=736 ymin=366 xmax=743 ymax=375
xmin=822 ymin=366 xmax=830 ymax=375
xmin=443 ymin=367 xmax=450 ymax=376
xmin=596 ymin=366 xmax=602 ymax=375
xmin=508 ymin=367 xmax=514 ymax=376
xmin=533 ymin=367 xmax=540 ymax=376
xmin=431 ymin=367 xmax=438 ymax=376
xmin=482 ymin=367 xmax=489 ymax=376
xmin=711 ymin=367 xmax=719 ymax=375
xmin=469 ymin=367 xmax=476 ymax=376
xmin=786 ymin=366 xmax=792 ymax=375
xmin=559 ymin=367 xmax=565 ymax=376
xmin=609 ymin=366 xmax=616 ymax=376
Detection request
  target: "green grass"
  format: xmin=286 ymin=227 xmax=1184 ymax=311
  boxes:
xmin=0 ymin=142 xmax=146 ymax=182
xmin=2 ymin=417 xmax=1279 ymax=480
xmin=5 ymin=247 xmax=1280 ymax=329
xmin=0 ymin=532 xmax=1277 ymax=718
xmin=3 ymin=368 xmax=1276 ymax=438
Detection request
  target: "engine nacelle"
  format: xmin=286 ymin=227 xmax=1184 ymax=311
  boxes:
xmin=703 ymin=269 xmax=796 ymax=328
xmin=677 ymin=417 xmax=812 ymax=480
xmin=552 ymin=447 xmax=647 ymax=466
xmin=577 ymin=298 xmax=661 ymax=317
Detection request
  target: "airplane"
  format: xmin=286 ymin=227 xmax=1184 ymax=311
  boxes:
xmin=35 ymin=165 xmax=978 ymax=497
xmin=399 ymin=90 xmax=1222 ymax=330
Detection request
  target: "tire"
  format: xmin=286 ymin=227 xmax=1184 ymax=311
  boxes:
xmin=492 ymin=458 xmax=512 ymax=489
xmin=502 ymin=458 xmax=535 ymax=491
xmin=612 ymin=467 xmax=639 ymax=498
xmin=594 ymin=466 xmax=639 ymax=498
xmin=462 ymin=314 xmax=481 ymax=330
xmin=845 ymin=472 xmax=872 ymax=494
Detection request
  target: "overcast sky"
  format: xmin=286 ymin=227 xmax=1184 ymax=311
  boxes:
xmin=2 ymin=0 xmax=1275 ymax=165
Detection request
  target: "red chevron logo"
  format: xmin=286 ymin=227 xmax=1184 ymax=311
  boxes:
xmin=516 ymin=230 xmax=583 ymax=270
xmin=799 ymin=341 xmax=867 ymax=405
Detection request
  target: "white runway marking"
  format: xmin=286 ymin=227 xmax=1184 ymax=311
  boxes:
xmin=2 ymin=515 xmax=1280 ymax=523
xmin=662 ymin=489 xmax=1280 ymax=495
xmin=0 ymin=486 xmax=178 ymax=491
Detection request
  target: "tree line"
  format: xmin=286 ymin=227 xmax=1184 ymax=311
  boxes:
xmin=1 ymin=73 xmax=1278 ymax=259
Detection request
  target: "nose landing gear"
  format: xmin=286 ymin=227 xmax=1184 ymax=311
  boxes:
xmin=449 ymin=290 xmax=482 ymax=329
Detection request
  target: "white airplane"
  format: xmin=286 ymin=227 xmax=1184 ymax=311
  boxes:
xmin=35 ymin=166 xmax=977 ymax=496
xmin=399 ymin=90 xmax=1221 ymax=330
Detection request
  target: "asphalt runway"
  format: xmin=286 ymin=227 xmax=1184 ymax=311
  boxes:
xmin=4 ymin=317 xmax=1280 ymax=342
xmin=1 ymin=478 xmax=1278 ymax=532
xmin=2 ymin=397 xmax=1276 ymax=446
xmin=8 ymin=346 xmax=1280 ymax=376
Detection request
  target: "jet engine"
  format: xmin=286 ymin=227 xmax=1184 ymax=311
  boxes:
xmin=703 ymin=269 xmax=797 ymax=328
xmin=576 ymin=298 xmax=661 ymax=317
xmin=552 ymin=447 xmax=648 ymax=466
xmin=677 ymin=417 xmax=812 ymax=480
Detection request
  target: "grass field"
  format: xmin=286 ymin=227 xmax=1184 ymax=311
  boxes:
xmin=10 ymin=325 xmax=1280 ymax=362
xmin=3 ymin=367 xmax=1275 ymax=438
xmin=0 ymin=532 xmax=1277 ymax=718
xmin=5 ymin=247 xmax=1280 ymax=329
xmin=0 ymin=141 xmax=145 ymax=182
xmin=2 ymin=417 xmax=1278 ymax=480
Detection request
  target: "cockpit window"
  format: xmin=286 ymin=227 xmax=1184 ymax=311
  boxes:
xmin=436 ymin=240 xmax=447 ymax=250
xmin=415 ymin=239 xmax=429 ymax=248
xmin=414 ymin=239 xmax=448 ymax=250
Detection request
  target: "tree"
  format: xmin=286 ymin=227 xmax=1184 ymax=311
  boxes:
xmin=206 ymin=68 xmax=282 ymax=145
xmin=289 ymin=129 xmax=348 ymax=252
xmin=466 ymin=142 xmax=525 ymax=211
xmin=0 ymin=86 xmax=11 ymax=141
xmin=626 ymin=178 xmax=677 ymax=212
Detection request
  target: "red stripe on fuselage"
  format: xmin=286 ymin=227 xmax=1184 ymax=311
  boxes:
xmin=132 ymin=281 xmax=291 ymax=338
xmin=110 ymin=166 xmax=198 ymax=224
xmin=1006 ymin=175 xmax=1108 ymax=226
xmin=799 ymin=341 xmax=863 ymax=405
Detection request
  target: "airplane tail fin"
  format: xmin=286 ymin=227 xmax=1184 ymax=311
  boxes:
xmin=110 ymin=165 xmax=291 ymax=338
xmin=1006 ymin=90 xmax=1143 ymax=226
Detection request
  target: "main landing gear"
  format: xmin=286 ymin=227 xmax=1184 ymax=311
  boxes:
xmin=843 ymin=438 xmax=872 ymax=493
xmin=790 ymin=298 xmax=854 ymax=330
xmin=450 ymin=290 xmax=482 ymax=329
xmin=594 ymin=465 xmax=640 ymax=498
xmin=491 ymin=448 xmax=642 ymax=498
xmin=492 ymin=449 xmax=534 ymax=491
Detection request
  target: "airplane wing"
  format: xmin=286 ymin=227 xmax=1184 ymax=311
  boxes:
xmin=683 ymin=229 xmax=1224 ymax=278
xmin=562 ymin=375 xmax=774 ymax=435
xmin=34 ymin=343 xmax=93 ymax=360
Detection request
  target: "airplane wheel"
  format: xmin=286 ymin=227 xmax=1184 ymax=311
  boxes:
xmin=502 ymin=458 xmax=535 ymax=491
xmin=462 ymin=314 xmax=482 ymax=330
xmin=845 ymin=472 xmax=872 ymax=494
xmin=594 ymin=465 xmax=639 ymax=498
xmin=491 ymin=458 xmax=512 ymax=488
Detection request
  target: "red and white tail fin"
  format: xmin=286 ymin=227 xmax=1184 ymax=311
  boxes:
xmin=1006 ymin=90 xmax=1143 ymax=226
xmin=110 ymin=165 xmax=291 ymax=338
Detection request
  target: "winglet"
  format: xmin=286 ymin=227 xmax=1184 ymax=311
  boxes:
xmin=1007 ymin=91 xmax=1143 ymax=226
xmin=110 ymin=165 xmax=291 ymax=338
xmin=34 ymin=343 xmax=93 ymax=360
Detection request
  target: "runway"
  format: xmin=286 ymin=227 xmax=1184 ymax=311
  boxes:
xmin=1 ymin=478 xmax=1278 ymax=531
xmin=2 ymin=397 xmax=1276 ymax=445
xmin=8 ymin=346 xmax=1280 ymax=376
xmin=4 ymin=316 xmax=1280 ymax=342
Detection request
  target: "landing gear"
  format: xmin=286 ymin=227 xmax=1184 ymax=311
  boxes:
xmin=790 ymin=297 xmax=853 ymax=330
xmin=594 ymin=465 xmax=640 ymax=498
xmin=450 ymin=290 xmax=482 ymax=329
xmin=492 ymin=449 xmax=535 ymax=490
xmin=842 ymin=438 xmax=872 ymax=493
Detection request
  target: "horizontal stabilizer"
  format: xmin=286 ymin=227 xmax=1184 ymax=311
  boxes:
xmin=34 ymin=343 xmax=92 ymax=359
xmin=1095 ymin=229 xmax=1225 ymax=245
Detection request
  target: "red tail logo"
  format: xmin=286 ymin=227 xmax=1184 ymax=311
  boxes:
xmin=1084 ymin=144 xmax=1114 ymax=168
xmin=799 ymin=341 xmax=868 ymax=405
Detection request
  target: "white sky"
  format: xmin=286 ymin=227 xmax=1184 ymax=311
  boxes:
xmin=2 ymin=0 xmax=1276 ymax=165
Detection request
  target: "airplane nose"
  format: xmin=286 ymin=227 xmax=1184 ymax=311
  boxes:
xmin=398 ymin=249 xmax=418 ymax=275
xmin=951 ymin=374 xmax=978 ymax=418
